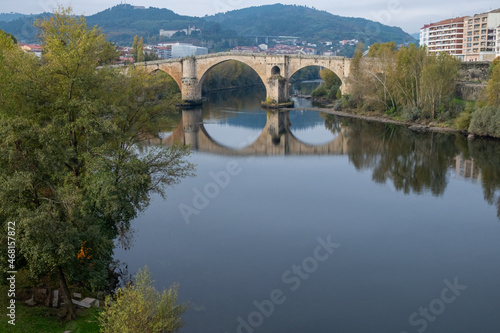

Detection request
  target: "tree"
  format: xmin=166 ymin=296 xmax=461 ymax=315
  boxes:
xmin=486 ymin=64 xmax=500 ymax=105
xmin=0 ymin=8 xmax=193 ymax=320
xmin=99 ymin=266 xmax=187 ymax=333
xmin=132 ymin=35 xmax=145 ymax=63
xmin=420 ymin=52 xmax=460 ymax=119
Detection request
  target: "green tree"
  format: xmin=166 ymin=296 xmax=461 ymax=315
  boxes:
xmin=99 ymin=266 xmax=187 ymax=333
xmin=486 ymin=64 xmax=500 ymax=105
xmin=132 ymin=35 xmax=145 ymax=63
xmin=0 ymin=8 xmax=192 ymax=320
xmin=420 ymin=52 xmax=460 ymax=119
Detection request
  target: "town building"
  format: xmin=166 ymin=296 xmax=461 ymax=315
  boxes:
xmin=155 ymin=43 xmax=208 ymax=59
xmin=496 ymin=26 xmax=500 ymax=59
xmin=463 ymin=9 xmax=500 ymax=61
xmin=420 ymin=25 xmax=430 ymax=47
xmin=419 ymin=17 xmax=465 ymax=60
xmin=19 ymin=44 xmax=42 ymax=57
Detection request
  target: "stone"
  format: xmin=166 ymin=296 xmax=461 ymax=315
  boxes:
xmin=73 ymin=292 xmax=82 ymax=299
xmin=72 ymin=299 xmax=90 ymax=308
xmin=52 ymin=290 xmax=59 ymax=308
xmin=468 ymin=134 xmax=475 ymax=140
xmin=81 ymin=297 xmax=99 ymax=307
xmin=25 ymin=297 xmax=36 ymax=307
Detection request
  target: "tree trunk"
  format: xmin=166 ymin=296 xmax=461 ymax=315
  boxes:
xmin=57 ymin=265 xmax=77 ymax=320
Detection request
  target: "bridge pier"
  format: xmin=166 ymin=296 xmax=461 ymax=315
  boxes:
xmin=265 ymin=75 xmax=290 ymax=104
xmin=181 ymin=57 xmax=202 ymax=106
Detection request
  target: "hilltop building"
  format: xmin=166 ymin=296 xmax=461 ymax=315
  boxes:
xmin=159 ymin=26 xmax=201 ymax=38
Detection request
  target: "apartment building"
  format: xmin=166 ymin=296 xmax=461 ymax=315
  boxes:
xmin=496 ymin=26 xmax=500 ymax=59
xmin=463 ymin=9 xmax=500 ymax=61
xmin=420 ymin=18 xmax=465 ymax=60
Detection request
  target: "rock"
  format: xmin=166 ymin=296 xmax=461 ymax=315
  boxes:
xmin=408 ymin=125 xmax=429 ymax=132
xmin=81 ymin=297 xmax=99 ymax=308
xmin=25 ymin=297 xmax=36 ymax=307
xmin=52 ymin=290 xmax=59 ymax=308
xmin=72 ymin=299 xmax=90 ymax=308
xmin=73 ymin=292 xmax=82 ymax=299
xmin=468 ymin=134 xmax=475 ymax=140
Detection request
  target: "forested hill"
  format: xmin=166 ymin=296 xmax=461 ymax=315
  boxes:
xmin=85 ymin=5 xmax=202 ymax=42
xmin=205 ymin=4 xmax=414 ymax=45
xmin=0 ymin=3 xmax=415 ymax=46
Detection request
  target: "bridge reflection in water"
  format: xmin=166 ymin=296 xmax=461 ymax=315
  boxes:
xmin=154 ymin=109 xmax=350 ymax=156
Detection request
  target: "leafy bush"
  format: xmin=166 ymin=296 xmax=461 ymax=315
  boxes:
xmin=401 ymin=106 xmax=422 ymax=122
xmin=311 ymin=85 xmax=328 ymax=98
xmin=99 ymin=266 xmax=187 ymax=333
xmin=468 ymin=106 xmax=500 ymax=138
xmin=455 ymin=111 xmax=472 ymax=131
xmin=333 ymin=99 xmax=342 ymax=111
xmin=385 ymin=106 xmax=396 ymax=116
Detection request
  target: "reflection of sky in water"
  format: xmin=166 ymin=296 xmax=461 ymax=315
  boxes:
xmin=291 ymin=124 xmax=336 ymax=145
xmin=203 ymin=123 xmax=261 ymax=149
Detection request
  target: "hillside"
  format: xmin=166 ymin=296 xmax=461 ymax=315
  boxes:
xmin=206 ymin=4 xmax=415 ymax=45
xmin=0 ymin=13 xmax=27 ymax=22
xmin=0 ymin=3 xmax=415 ymax=49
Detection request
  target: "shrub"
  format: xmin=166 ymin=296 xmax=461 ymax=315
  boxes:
xmin=99 ymin=266 xmax=187 ymax=333
xmin=311 ymin=84 xmax=328 ymax=98
xmin=401 ymin=106 xmax=422 ymax=122
xmin=468 ymin=106 xmax=500 ymax=138
xmin=264 ymin=96 xmax=275 ymax=104
xmin=455 ymin=111 xmax=472 ymax=131
xmin=385 ymin=106 xmax=396 ymax=116
xmin=333 ymin=99 xmax=342 ymax=111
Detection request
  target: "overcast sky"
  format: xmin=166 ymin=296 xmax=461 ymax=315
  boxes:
xmin=1 ymin=0 xmax=499 ymax=33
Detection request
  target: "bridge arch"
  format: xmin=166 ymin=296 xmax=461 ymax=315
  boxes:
xmin=197 ymin=55 xmax=268 ymax=93
xmin=151 ymin=69 xmax=182 ymax=94
xmin=198 ymin=59 xmax=267 ymax=96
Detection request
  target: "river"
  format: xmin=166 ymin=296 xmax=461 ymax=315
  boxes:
xmin=115 ymin=86 xmax=500 ymax=333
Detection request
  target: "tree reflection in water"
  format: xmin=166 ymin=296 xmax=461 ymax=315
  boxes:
xmin=324 ymin=114 xmax=500 ymax=218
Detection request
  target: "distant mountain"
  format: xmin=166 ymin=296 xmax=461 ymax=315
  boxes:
xmin=0 ymin=3 xmax=415 ymax=49
xmin=0 ymin=13 xmax=28 ymax=22
xmin=85 ymin=5 xmax=202 ymax=43
xmin=205 ymin=4 xmax=415 ymax=45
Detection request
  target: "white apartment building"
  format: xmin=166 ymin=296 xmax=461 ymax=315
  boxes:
xmin=420 ymin=17 xmax=465 ymax=59
xmin=496 ymin=26 xmax=500 ymax=59
xmin=420 ymin=25 xmax=430 ymax=48
xmin=155 ymin=43 xmax=208 ymax=59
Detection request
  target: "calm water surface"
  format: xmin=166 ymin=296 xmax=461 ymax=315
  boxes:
xmin=115 ymin=87 xmax=500 ymax=333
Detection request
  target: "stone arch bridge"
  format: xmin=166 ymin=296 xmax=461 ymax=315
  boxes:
xmin=135 ymin=52 xmax=352 ymax=105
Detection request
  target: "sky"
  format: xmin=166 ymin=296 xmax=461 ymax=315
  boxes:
xmin=1 ymin=0 xmax=499 ymax=33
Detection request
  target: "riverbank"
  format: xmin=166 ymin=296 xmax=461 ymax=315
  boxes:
xmin=285 ymin=105 xmax=468 ymax=136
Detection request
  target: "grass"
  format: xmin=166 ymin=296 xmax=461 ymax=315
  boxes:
xmin=0 ymin=285 xmax=101 ymax=333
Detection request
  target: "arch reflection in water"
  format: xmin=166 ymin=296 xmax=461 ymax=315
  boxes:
xmin=159 ymin=109 xmax=348 ymax=156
